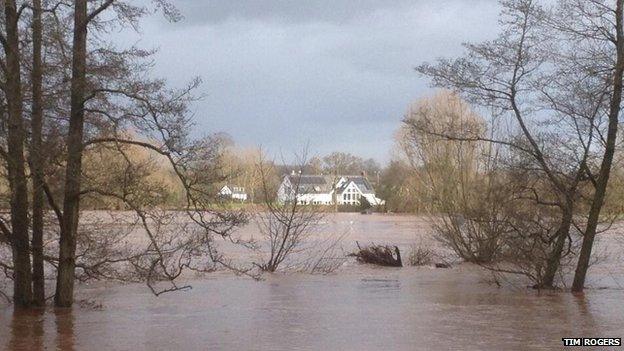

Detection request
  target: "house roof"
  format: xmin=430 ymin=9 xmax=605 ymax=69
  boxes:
xmin=285 ymin=175 xmax=334 ymax=193
xmin=284 ymin=174 xmax=375 ymax=194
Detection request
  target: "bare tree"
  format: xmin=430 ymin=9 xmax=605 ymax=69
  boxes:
xmin=54 ymin=0 xmax=95 ymax=308
xmin=571 ymin=0 xmax=624 ymax=292
xmin=2 ymin=0 xmax=34 ymax=307
xmin=25 ymin=0 xmax=253 ymax=307
xmin=254 ymin=152 xmax=323 ymax=272
xmin=414 ymin=0 xmax=624 ymax=289
xmin=400 ymin=92 xmax=504 ymax=264
xmin=0 ymin=0 xmax=251 ymax=307
xmin=30 ymin=0 xmax=46 ymax=306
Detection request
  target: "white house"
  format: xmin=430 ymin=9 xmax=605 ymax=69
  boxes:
xmin=277 ymin=173 xmax=384 ymax=206
xmin=218 ymin=185 xmax=248 ymax=202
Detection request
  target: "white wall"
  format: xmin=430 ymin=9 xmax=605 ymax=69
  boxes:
xmin=296 ymin=193 xmax=333 ymax=205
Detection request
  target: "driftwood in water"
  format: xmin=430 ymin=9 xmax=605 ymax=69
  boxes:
xmin=350 ymin=242 xmax=403 ymax=267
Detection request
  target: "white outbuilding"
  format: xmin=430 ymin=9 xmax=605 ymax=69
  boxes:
xmin=218 ymin=185 xmax=248 ymax=202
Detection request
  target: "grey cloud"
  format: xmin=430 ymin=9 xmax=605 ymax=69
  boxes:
xmin=129 ymin=0 xmax=502 ymax=162
xmin=171 ymin=0 xmax=424 ymax=25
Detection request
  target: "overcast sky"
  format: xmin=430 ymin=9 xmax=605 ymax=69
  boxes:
xmin=124 ymin=0 xmax=502 ymax=163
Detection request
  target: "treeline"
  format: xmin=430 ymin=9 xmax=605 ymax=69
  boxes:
xmin=77 ymin=140 xmax=385 ymax=207
xmin=382 ymin=93 xmax=624 ymax=216
xmin=187 ymin=139 xmax=384 ymax=206
xmin=227 ymin=149 xmax=383 ymax=205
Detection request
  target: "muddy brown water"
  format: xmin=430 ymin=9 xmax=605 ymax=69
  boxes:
xmin=1 ymin=214 xmax=623 ymax=350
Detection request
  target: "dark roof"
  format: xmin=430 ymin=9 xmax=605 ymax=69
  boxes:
xmin=290 ymin=175 xmax=329 ymax=185
xmin=285 ymin=175 xmax=334 ymax=193
xmin=285 ymin=174 xmax=375 ymax=194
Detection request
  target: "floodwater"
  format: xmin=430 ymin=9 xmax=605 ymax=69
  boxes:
xmin=1 ymin=214 xmax=623 ymax=350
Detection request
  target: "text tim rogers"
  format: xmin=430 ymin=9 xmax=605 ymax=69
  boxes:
xmin=562 ymin=338 xmax=621 ymax=347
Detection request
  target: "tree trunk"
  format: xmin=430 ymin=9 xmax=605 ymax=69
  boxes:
xmin=31 ymin=0 xmax=46 ymax=307
xmin=572 ymin=0 xmax=624 ymax=293
xmin=4 ymin=0 xmax=33 ymax=307
xmin=55 ymin=0 xmax=88 ymax=307
xmin=541 ymin=205 xmax=573 ymax=288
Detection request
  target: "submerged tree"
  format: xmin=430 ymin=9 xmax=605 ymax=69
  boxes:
xmin=0 ymin=0 xmax=250 ymax=307
xmin=400 ymin=93 xmax=511 ymax=266
xmin=567 ymin=0 xmax=624 ymax=292
xmin=255 ymin=152 xmax=323 ymax=272
xmin=30 ymin=0 xmax=46 ymax=307
xmin=53 ymin=0 xmax=253 ymax=306
xmin=414 ymin=0 xmax=624 ymax=290
xmin=2 ymin=0 xmax=34 ymax=307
